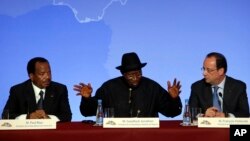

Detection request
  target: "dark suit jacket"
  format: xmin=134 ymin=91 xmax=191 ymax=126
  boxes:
xmin=189 ymin=76 xmax=249 ymax=117
xmin=2 ymin=80 xmax=72 ymax=122
xmin=80 ymin=76 xmax=182 ymax=118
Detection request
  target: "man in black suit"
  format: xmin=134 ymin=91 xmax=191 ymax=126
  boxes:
xmin=74 ymin=52 xmax=182 ymax=118
xmin=2 ymin=57 xmax=72 ymax=122
xmin=189 ymin=52 xmax=249 ymax=117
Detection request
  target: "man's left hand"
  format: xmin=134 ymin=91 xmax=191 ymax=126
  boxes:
xmin=167 ymin=78 xmax=181 ymax=98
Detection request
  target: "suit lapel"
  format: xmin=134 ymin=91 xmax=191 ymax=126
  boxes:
xmin=25 ymin=80 xmax=37 ymax=112
xmin=43 ymin=86 xmax=55 ymax=112
xmin=204 ymin=83 xmax=213 ymax=108
xmin=223 ymin=77 xmax=233 ymax=109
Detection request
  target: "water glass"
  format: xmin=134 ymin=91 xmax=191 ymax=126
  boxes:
xmin=104 ymin=108 xmax=114 ymax=118
xmin=191 ymin=107 xmax=202 ymax=125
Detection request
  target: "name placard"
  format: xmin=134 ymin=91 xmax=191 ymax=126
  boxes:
xmin=0 ymin=119 xmax=56 ymax=130
xmin=198 ymin=117 xmax=250 ymax=128
xmin=103 ymin=118 xmax=159 ymax=128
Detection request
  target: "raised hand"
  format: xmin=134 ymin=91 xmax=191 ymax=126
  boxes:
xmin=167 ymin=78 xmax=181 ymax=99
xmin=73 ymin=82 xmax=93 ymax=98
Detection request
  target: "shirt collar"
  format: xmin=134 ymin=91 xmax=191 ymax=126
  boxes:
xmin=217 ymin=76 xmax=226 ymax=90
xmin=32 ymin=82 xmax=45 ymax=99
xmin=212 ymin=77 xmax=226 ymax=94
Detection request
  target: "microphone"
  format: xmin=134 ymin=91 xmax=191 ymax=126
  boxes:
xmin=136 ymin=110 xmax=141 ymax=117
xmin=130 ymin=109 xmax=133 ymax=117
xmin=218 ymin=92 xmax=224 ymax=112
xmin=218 ymin=92 xmax=229 ymax=117
xmin=129 ymin=88 xmax=133 ymax=117
xmin=218 ymin=92 xmax=222 ymax=97
xmin=128 ymin=88 xmax=132 ymax=104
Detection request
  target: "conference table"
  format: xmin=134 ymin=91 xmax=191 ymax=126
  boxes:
xmin=0 ymin=120 xmax=229 ymax=141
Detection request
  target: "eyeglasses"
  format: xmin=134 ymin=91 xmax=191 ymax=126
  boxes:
xmin=201 ymin=67 xmax=217 ymax=73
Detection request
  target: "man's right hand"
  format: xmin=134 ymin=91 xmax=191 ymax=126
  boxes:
xmin=73 ymin=82 xmax=92 ymax=98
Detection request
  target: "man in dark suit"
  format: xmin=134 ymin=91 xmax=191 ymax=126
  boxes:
xmin=2 ymin=57 xmax=72 ymax=122
xmin=189 ymin=52 xmax=249 ymax=117
xmin=74 ymin=52 xmax=182 ymax=118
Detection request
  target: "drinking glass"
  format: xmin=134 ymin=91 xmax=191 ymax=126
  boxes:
xmin=104 ymin=108 xmax=114 ymax=118
xmin=191 ymin=107 xmax=202 ymax=125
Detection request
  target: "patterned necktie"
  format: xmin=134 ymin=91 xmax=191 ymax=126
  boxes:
xmin=37 ymin=90 xmax=44 ymax=110
xmin=213 ymin=86 xmax=221 ymax=112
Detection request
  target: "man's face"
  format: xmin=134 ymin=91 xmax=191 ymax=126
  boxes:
xmin=123 ymin=70 xmax=142 ymax=87
xmin=202 ymin=57 xmax=222 ymax=85
xmin=30 ymin=62 xmax=51 ymax=89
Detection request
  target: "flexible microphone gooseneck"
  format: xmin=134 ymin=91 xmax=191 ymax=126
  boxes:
xmin=128 ymin=88 xmax=132 ymax=104
xmin=218 ymin=92 xmax=225 ymax=113
xmin=136 ymin=110 xmax=141 ymax=117
xmin=218 ymin=92 xmax=229 ymax=117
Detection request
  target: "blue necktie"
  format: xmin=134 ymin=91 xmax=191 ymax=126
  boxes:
xmin=213 ymin=86 xmax=221 ymax=112
xmin=37 ymin=90 xmax=44 ymax=110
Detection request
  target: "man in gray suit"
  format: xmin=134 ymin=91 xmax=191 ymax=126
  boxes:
xmin=2 ymin=57 xmax=72 ymax=122
xmin=189 ymin=52 xmax=249 ymax=117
